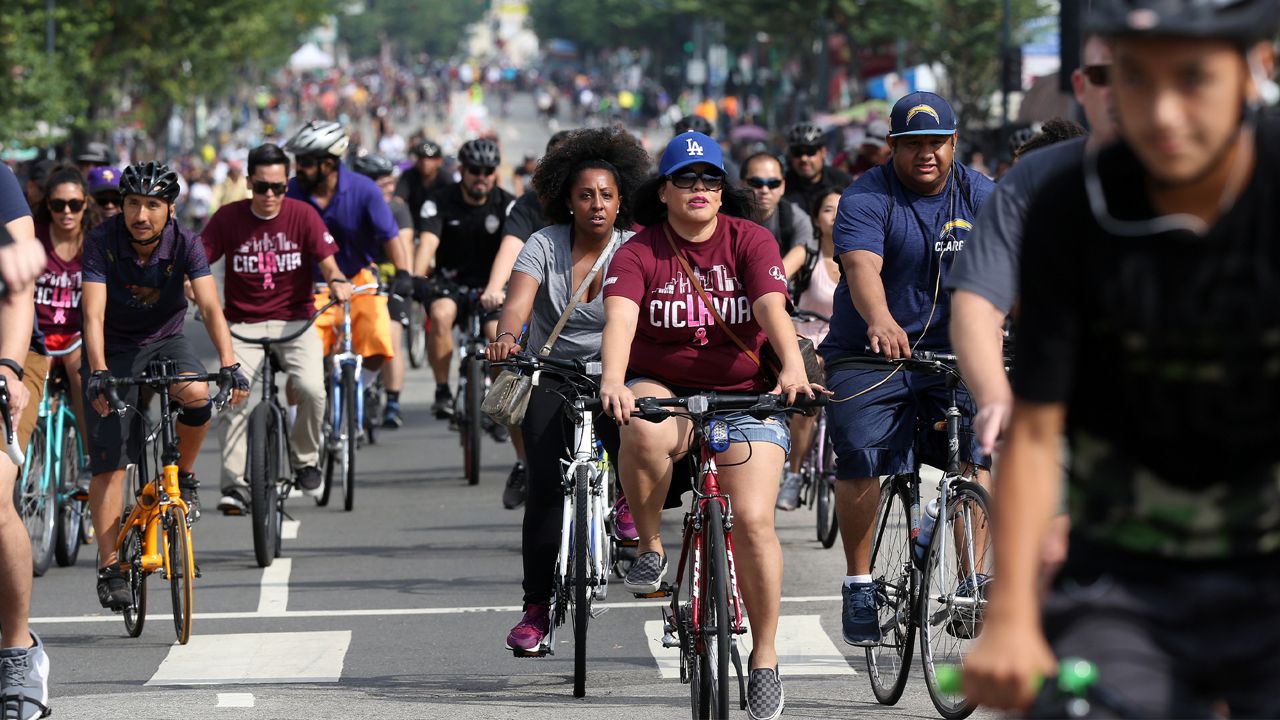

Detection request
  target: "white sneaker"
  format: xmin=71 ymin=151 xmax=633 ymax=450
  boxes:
xmin=0 ymin=629 xmax=51 ymax=719
xmin=776 ymin=472 xmax=804 ymax=511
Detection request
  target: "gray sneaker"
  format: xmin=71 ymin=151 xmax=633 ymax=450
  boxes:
xmin=747 ymin=662 xmax=784 ymax=720
xmin=776 ymin=471 xmax=804 ymax=511
xmin=623 ymin=552 xmax=668 ymax=595
xmin=0 ymin=630 xmax=50 ymax=720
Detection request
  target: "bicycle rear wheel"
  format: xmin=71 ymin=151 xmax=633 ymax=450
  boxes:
xmin=21 ymin=424 xmax=54 ymax=577
xmin=697 ymin=500 xmax=731 ymax=719
xmin=248 ymin=404 xmax=279 ymax=568
xmin=55 ymin=421 xmax=84 ymax=567
xmin=167 ymin=508 xmax=195 ymax=644
xmin=920 ymin=480 xmax=992 ymax=720
xmin=572 ymin=463 xmax=590 ymax=698
xmin=121 ymin=524 xmax=147 ymax=637
xmin=342 ymin=366 xmax=358 ymax=511
xmin=866 ymin=477 xmax=916 ymax=705
xmin=815 ymin=434 xmax=839 ymax=549
xmin=407 ymin=303 xmax=427 ymax=368
xmin=462 ymin=358 xmax=483 ymax=486
xmin=318 ymin=374 xmax=335 ymax=507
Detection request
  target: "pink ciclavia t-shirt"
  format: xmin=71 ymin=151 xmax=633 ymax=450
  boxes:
xmin=604 ymin=215 xmax=789 ymax=392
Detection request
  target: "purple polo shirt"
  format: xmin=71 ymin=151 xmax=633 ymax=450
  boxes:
xmin=82 ymin=215 xmax=211 ymax=354
xmin=286 ymin=164 xmax=400 ymax=277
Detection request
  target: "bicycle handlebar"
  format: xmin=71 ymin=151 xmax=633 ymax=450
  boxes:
xmin=584 ymin=392 xmax=827 ymax=420
xmin=104 ymin=371 xmax=230 ymax=414
xmin=793 ymin=309 xmax=830 ymax=324
xmin=0 ymin=376 xmax=22 ymax=466
xmin=229 ymin=299 xmax=339 ymax=345
xmin=935 ymin=660 xmax=1151 ymax=719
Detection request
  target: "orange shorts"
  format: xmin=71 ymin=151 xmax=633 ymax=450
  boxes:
xmin=314 ymin=269 xmax=395 ymax=359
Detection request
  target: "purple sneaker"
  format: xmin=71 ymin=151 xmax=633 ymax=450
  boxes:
xmin=505 ymin=604 xmax=550 ymax=655
xmin=612 ymin=495 xmax=638 ymax=542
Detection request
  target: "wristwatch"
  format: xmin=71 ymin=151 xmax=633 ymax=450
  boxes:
xmin=0 ymin=358 xmax=24 ymax=382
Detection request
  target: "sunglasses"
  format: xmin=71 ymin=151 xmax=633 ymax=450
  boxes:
xmin=464 ymin=165 xmax=496 ymax=176
xmin=668 ymin=171 xmax=725 ymax=191
xmin=790 ymin=145 xmax=823 ymax=158
xmin=48 ymin=199 xmax=85 ymax=213
xmin=745 ymin=177 xmax=783 ymax=190
xmin=1083 ymin=64 xmax=1110 ymax=87
xmin=252 ymin=180 xmax=288 ymax=196
xmin=93 ymin=192 xmax=121 ymax=207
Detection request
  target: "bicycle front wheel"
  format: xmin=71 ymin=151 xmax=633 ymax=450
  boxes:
xmin=866 ymin=477 xmax=916 ymax=705
xmin=697 ymin=500 xmax=731 ymax=719
xmin=342 ymin=366 xmax=358 ymax=511
xmin=462 ymin=358 xmax=483 ymax=485
xmin=815 ymin=433 xmax=839 ymax=549
xmin=55 ymin=420 xmax=84 ymax=567
xmin=919 ymin=480 xmax=992 ymax=720
xmin=407 ymin=304 xmax=427 ymax=368
xmin=121 ymin=524 xmax=147 ymax=638
xmin=22 ymin=424 xmax=55 ymax=577
xmin=167 ymin=508 xmax=195 ymax=644
xmin=572 ymin=463 xmax=590 ymax=698
xmin=247 ymin=404 xmax=279 ymax=568
xmin=318 ymin=374 xmax=335 ymax=507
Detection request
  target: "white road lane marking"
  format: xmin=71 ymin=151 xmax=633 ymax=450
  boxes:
xmin=147 ymin=631 xmax=351 ymax=685
xmin=281 ymin=520 xmax=299 ymax=540
xmin=216 ymin=693 xmax=255 ymax=707
xmin=644 ymin=615 xmax=855 ymax=679
xmin=31 ymin=595 xmax=844 ymax=625
xmin=256 ymin=558 xmax=292 ymax=614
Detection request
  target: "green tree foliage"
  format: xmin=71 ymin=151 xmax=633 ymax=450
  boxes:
xmin=338 ymin=0 xmax=486 ymax=61
xmin=0 ymin=0 xmax=334 ymax=146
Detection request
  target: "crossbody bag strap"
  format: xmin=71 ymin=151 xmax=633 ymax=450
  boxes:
xmin=539 ymin=229 xmax=623 ymax=356
xmin=661 ymin=224 xmax=762 ymax=368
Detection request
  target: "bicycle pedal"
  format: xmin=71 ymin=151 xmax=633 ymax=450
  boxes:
xmin=632 ymin=582 xmax=673 ymax=599
xmin=511 ymin=646 xmax=551 ymax=658
xmin=72 ymin=489 xmax=90 ymax=501
xmin=615 ymin=538 xmax=639 ymax=548
xmin=194 ymin=563 xmax=203 ymax=579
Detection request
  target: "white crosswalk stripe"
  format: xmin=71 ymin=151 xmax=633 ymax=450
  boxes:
xmin=643 ymin=614 xmax=857 ymax=679
xmin=146 ymin=631 xmax=352 ymax=686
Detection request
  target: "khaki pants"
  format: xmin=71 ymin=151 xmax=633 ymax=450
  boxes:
xmin=219 ymin=320 xmax=325 ymax=492
xmin=17 ymin=352 xmax=50 ymax=453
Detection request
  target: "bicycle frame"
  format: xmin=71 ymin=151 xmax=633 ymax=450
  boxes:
xmin=325 ymin=283 xmax=379 ymax=450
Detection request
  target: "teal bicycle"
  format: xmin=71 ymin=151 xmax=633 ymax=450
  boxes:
xmin=17 ymin=337 xmax=90 ymax=576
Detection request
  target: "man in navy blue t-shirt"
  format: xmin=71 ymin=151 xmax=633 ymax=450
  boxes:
xmin=819 ymin=92 xmax=995 ymax=647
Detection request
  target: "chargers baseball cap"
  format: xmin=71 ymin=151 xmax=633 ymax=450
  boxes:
xmin=889 ymin=92 xmax=958 ymax=137
xmin=660 ymin=131 xmax=725 ymax=176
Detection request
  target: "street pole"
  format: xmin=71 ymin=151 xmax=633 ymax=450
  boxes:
xmin=46 ymin=0 xmax=55 ymax=56
xmin=1001 ymin=0 xmax=1011 ymax=131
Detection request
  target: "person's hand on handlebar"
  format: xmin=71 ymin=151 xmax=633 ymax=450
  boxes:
xmin=867 ymin=312 xmax=911 ymax=359
xmin=480 ymin=285 xmax=506 ymax=312
xmin=0 ymin=362 xmax=28 ymax=429
xmin=328 ymin=277 xmax=352 ymax=303
xmin=599 ymin=380 xmax=636 ymax=426
xmin=87 ymin=369 xmax=114 ymax=417
xmin=772 ymin=363 xmax=829 ymax=407
xmin=220 ymin=364 xmax=251 ymax=407
xmin=391 ymin=269 xmax=414 ymax=300
xmin=485 ymin=331 xmax=521 ymax=362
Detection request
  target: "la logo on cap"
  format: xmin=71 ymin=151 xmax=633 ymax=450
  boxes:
xmin=685 ymin=138 xmax=704 ymax=156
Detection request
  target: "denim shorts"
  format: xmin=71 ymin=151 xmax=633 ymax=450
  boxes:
xmin=625 ymin=377 xmax=791 ymax=455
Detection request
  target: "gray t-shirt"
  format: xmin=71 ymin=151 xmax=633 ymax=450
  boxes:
xmin=512 ymin=224 xmax=634 ymax=361
xmin=946 ymin=137 xmax=1086 ymax=313
xmin=760 ymin=199 xmax=817 ymax=255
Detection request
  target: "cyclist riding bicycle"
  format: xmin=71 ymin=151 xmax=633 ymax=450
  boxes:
xmin=485 ymin=127 xmax=648 ymax=655
xmin=0 ymin=163 xmax=52 ymax=720
xmin=80 ymin=161 xmax=249 ymax=608
xmin=350 ymin=152 xmax=414 ymax=429
xmin=783 ymin=121 xmax=854 ymax=213
xmin=284 ymin=121 xmax=412 ymax=408
xmin=966 ymin=1 xmax=1280 ymax=716
xmin=599 ymin=131 xmax=825 ymax=720
xmin=819 ymin=90 xmax=995 ymax=647
xmin=199 ymin=143 xmax=351 ymax=512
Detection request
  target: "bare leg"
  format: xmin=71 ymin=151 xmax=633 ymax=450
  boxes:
xmin=614 ymin=380 xmax=690 ymax=556
xmin=0 ymin=457 xmax=33 ymax=647
xmin=170 ymin=377 xmax=211 ymax=475
xmin=428 ymin=298 xmax=457 ymax=387
xmin=836 ymin=476 xmax=880 ymax=576
xmin=90 ymin=469 xmax=126 ymax=568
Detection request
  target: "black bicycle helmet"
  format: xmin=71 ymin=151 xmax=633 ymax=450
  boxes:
xmin=1086 ymin=0 xmax=1280 ymax=42
xmin=411 ymin=139 xmax=442 ymax=158
xmin=285 ymin=120 xmax=349 ymax=158
xmin=787 ymin=122 xmax=825 ymax=147
xmin=674 ymin=115 xmax=715 ymax=137
xmin=351 ymin=153 xmax=396 ymax=179
xmin=458 ymin=138 xmax=501 ymax=168
xmin=119 ymin=161 xmax=181 ymax=204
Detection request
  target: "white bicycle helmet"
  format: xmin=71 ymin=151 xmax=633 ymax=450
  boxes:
xmin=285 ymin=120 xmax=349 ymax=158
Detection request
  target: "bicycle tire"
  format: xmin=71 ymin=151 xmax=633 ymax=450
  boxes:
xmin=698 ymin=500 xmax=731 ymax=719
xmin=407 ymin=304 xmax=427 ymax=368
xmin=342 ymin=366 xmax=357 ymax=511
xmin=865 ymin=477 xmax=916 ymax=705
xmin=121 ymin=524 xmax=147 ymax=638
xmin=816 ymin=435 xmax=839 ymax=549
xmin=247 ymin=404 xmax=278 ymax=568
xmin=167 ymin=508 xmax=195 ymax=644
xmin=573 ymin=462 xmax=590 ymax=698
xmin=363 ymin=382 xmax=379 ymax=446
xmin=318 ymin=374 xmax=335 ymax=507
xmin=54 ymin=420 xmax=84 ymax=567
xmin=23 ymin=424 xmax=54 ymax=577
xmin=463 ymin=358 xmax=483 ymax=486
xmin=919 ymin=480 xmax=992 ymax=720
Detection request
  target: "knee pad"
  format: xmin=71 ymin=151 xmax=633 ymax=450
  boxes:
xmin=178 ymin=400 xmax=213 ymax=427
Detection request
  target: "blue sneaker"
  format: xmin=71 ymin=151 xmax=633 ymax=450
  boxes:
xmin=948 ymin=573 xmax=992 ymax=640
xmin=382 ymin=400 xmax=403 ymax=429
xmin=841 ymin=582 xmax=881 ymax=647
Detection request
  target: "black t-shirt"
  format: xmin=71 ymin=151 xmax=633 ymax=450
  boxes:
xmin=1015 ymin=119 xmax=1280 ymax=569
xmin=784 ymin=164 xmax=853 ymax=213
xmin=503 ymin=190 xmax=549 ymax=243
xmin=395 ymin=166 xmax=454 ymax=234
xmin=420 ymin=184 xmax=516 ymax=287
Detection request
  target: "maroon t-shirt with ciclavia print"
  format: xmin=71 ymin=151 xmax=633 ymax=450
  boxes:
xmin=603 ymin=215 xmax=789 ymax=391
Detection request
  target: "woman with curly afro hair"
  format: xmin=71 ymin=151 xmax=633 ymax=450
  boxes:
xmin=486 ymin=126 xmax=651 ymax=656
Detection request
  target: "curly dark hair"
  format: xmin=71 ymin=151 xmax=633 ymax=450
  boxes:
xmin=531 ymin=127 xmax=653 ymax=229
xmin=1013 ymin=117 xmax=1088 ymax=161
xmin=631 ymin=174 xmax=757 ymax=227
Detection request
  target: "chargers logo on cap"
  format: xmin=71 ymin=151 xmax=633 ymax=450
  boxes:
xmin=907 ymin=105 xmax=941 ymax=126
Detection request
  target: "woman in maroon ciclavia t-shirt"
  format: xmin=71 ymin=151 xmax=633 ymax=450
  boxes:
xmin=600 ymin=132 xmax=825 ymax=711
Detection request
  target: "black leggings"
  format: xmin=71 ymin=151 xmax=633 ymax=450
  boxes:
xmin=520 ymin=379 xmax=619 ymax=606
